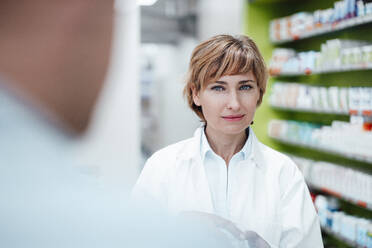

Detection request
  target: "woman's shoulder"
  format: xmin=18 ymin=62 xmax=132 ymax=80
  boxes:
xmin=255 ymin=141 xmax=305 ymax=194
xmin=255 ymin=140 xmax=298 ymax=172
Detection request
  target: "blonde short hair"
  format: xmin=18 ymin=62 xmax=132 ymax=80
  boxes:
xmin=183 ymin=34 xmax=268 ymax=121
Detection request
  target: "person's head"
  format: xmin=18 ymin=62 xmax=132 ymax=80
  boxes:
xmin=184 ymin=34 xmax=268 ymax=135
xmin=0 ymin=0 xmax=115 ymax=134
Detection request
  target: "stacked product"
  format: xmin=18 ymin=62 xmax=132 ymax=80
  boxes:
xmin=311 ymin=162 xmax=372 ymax=207
xmin=270 ymin=82 xmax=351 ymax=114
xmin=290 ymin=156 xmax=372 ymax=246
xmin=264 ymin=0 xmax=372 ymax=246
xmin=270 ymin=82 xmax=372 ymax=116
xmin=319 ymin=39 xmax=371 ymax=71
xmin=291 ymin=156 xmax=372 ymax=208
xmin=270 ymin=0 xmax=372 ymax=43
xmin=315 ymin=195 xmax=372 ymax=247
xmin=349 ymin=87 xmax=372 ymax=116
xmin=268 ymin=119 xmax=372 ymax=162
xmin=269 ymin=48 xmax=316 ymax=75
xmin=269 ymin=39 xmax=372 ymax=76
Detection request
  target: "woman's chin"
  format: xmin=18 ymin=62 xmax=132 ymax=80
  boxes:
xmin=220 ymin=125 xmax=249 ymax=136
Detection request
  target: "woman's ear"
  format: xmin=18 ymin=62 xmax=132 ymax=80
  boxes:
xmin=191 ymin=84 xmax=201 ymax=106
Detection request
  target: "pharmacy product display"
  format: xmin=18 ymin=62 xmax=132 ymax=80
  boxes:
xmin=270 ymin=82 xmax=349 ymax=114
xmin=291 ymin=156 xmax=372 ymax=209
xmin=270 ymin=0 xmax=372 ymax=43
xmin=315 ymin=195 xmax=372 ymax=247
xmin=268 ymin=119 xmax=372 ymax=163
xmin=349 ymin=87 xmax=372 ymax=116
xmin=247 ymin=0 xmax=372 ymax=245
xmin=269 ymin=39 xmax=372 ymax=76
xmin=270 ymin=82 xmax=372 ymax=116
xmin=291 ymin=155 xmax=372 ymax=246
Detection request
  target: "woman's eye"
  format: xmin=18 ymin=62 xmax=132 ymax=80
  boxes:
xmin=211 ymin=85 xmax=225 ymax=91
xmin=240 ymin=85 xmax=252 ymax=90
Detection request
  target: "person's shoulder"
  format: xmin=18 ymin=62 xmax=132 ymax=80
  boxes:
xmin=256 ymin=142 xmax=305 ymax=196
xmin=256 ymin=141 xmax=298 ymax=173
xmin=258 ymin=142 xmax=293 ymax=162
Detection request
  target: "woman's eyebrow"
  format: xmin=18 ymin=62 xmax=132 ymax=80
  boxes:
xmin=215 ymin=81 xmax=227 ymax=85
xmin=215 ymin=80 xmax=256 ymax=84
xmin=239 ymin=80 xmax=256 ymax=84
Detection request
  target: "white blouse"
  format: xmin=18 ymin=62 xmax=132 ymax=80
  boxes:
xmin=201 ymin=127 xmax=252 ymax=219
xmin=133 ymin=127 xmax=324 ymax=248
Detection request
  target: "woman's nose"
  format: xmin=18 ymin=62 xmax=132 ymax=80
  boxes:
xmin=226 ymin=92 xmax=241 ymax=111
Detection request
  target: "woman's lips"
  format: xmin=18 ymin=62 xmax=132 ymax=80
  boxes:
xmin=222 ymin=114 xmax=245 ymax=122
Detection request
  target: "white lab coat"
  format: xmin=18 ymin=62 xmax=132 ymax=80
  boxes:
xmin=133 ymin=127 xmax=323 ymax=248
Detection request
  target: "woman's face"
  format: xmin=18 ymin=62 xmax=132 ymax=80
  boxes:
xmin=193 ymin=71 xmax=260 ymax=136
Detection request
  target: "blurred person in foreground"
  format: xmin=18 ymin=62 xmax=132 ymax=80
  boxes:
xmin=133 ymin=35 xmax=324 ymax=247
xmin=0 ymin=1 xmax=237 ymax=247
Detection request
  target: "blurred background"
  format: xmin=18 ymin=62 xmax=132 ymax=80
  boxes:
xmin=72 ymin=0 xmax=372 ymax=247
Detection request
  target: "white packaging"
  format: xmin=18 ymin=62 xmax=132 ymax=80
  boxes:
xmin=339 ymin=87 xmax=349 ymax=113
xmin=341 ymin=48 xmax=352 ymax=69
xmin=268 ymin=120 xmax=287 ymax=139
xmin=360 ymin=87 xmax=372 ymax=115
xmin=328 ymin=87 xmax=340 ymax=112
xmin=320 ymin=87 xmax=331 ymax=111
xmin=269 ymin=83 xmax=280 ymax=106
xmin=297 ymin=85 xmax=312 ymax=109
xmin=313 ymin=10 xmax=321 ymax=27
xmin=357 ymin=0 xmax=365 ymax=17
xmin=366 ymin=3 xmax=372 ymax=15
xmin=332 ymin=39 xmax=342 ymax=69
xmin=351 ymin=47 xmax=363 ymax=67
xmin=356 ymin=219 xmax=369 ymax=246
xmin=368 ymin=223 xmax=372 ymax=248
xmin=269 ymin=20 xmax=277 ymax=42
xmin=315 ymin=195 xmax=328 ymax=226
xmin=347 ymin=216 xmax=357 ymax=242
xmin=309 ymin=87 xmax=321 ymax=110
xmin=349 ymin=87 xmax=361 ymax=115
xmin=290 ymin=12 xmax=312 ymax=38
xmin=323 ymin=8 xmax=335 ymax=25
xmin=287 ymin=84 xmax=299 ymax=107
xmin=279 ymin=18 xmax=289 ymax=41
xmin=361 ymin=46 xmax=372 ymax=66
xmin=332 ymin=211 xmax=344 ymax=233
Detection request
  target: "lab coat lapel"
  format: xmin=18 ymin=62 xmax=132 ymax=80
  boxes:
xmin=190 ymin=154 xmax=214 ymax=213
xmin=249 ymin=130 xmax=266 ymax=170
xmin=178 ymin=127 xmax=214 ymax=213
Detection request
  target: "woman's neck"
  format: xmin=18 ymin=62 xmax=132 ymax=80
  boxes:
xmin=204 ymin=125 xmax=247 ymax=166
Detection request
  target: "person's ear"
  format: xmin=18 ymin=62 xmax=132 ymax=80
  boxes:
xmin=191 ymin=84 xmax=201 ymax=106
xmin=256 ymin=89 xmax=262 ymax=106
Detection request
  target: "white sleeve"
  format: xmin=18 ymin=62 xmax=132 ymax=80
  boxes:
xmin=131 ymin=153 xmax=170 ymax=208
xmin=279 ymin=159 xmax=324 ymax=248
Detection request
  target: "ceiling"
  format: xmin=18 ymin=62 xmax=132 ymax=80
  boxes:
xmin=140 ymin=0 xmax=199 ymax=44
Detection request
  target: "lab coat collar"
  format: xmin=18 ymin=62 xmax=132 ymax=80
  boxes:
xmin=248 ymin=130 xmax=266 ymax=170
xmin=177 ymin=126 xmax=266 ymax=170
xmin=200 ymin=126 xmax=252 ymax=162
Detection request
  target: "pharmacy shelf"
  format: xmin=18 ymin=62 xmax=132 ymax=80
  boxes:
xmin=270 ymin=105 xmax=349 ymax=116
xmin=271 ymin=14 xmax=372 ymax=44
xmin=321 ymin=226 xmax=361 ymax=248
xmin=269 ymin=136 xmax=372 ymax=164
xmin=271 ymin=64 xmax=372 ymax=77
xmin=289 ymin=154 xmax=372 ymax=211
xmin=309 ymin=183 xmax=372 ymax=211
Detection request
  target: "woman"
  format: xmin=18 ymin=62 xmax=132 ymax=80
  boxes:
xmin=133 ymin=35 xmax=323 ymax=247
